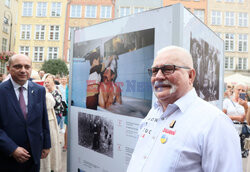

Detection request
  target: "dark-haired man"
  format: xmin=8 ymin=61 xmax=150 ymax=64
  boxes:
xmin=0 ymin=54 xmax=51 ymax=171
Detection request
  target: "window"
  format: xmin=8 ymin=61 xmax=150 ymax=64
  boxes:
xmin=211 ymin=11 xmax=222 ymax=25
xmin=225 ymin=33 xmax=235 ymax=51
xmin=120 ymin=7 xmax=130 ymax=17
xmin=85 ymin=5 xmax=97 ymax=18
xmin=70 ymin=5 xmax=82 ymax=18
xmin=224 ymin=57 xmax=234 ymax=70
xmin=134 ymin=7 xmax=144 ymax=14
xmin=49 ymin=25 xmax=60 ymax=40
xmin=100 ymin=6 xmax=112 ymax=18
xmin=2 ymin=17 xmax=9 ymax=33
xmin=238 ymin=34 xmax=248 ymax=52
xmin=2 ymin=38 xmax=7 ymax=52
xmin=239 ymin=0 xmax=244 ymax=2
xmin=225 ymin=12 xmax=235 ymax=26
xmin=22 ymin=2 xmax=33 ymax=16
xmin=238 ymin=12 xmax=248 ymax=27
xmin=5 ymin=0 xmax=10 ymax=7
xmin=238 ymin=57 xmax=247 ymax=70
xmin=34 ymin=25 xmax=45 ymax=40
xmin=19 ymin=46 xmax=30 ymax=56
xmin=48 ymin=47 xmax=59 ymax=60
xmin=193 ymin=9 xmax=204 ymax=22
xmin=33 ymin=47 xmax=44 ymax=62
xmin=36 ymin=2 xmax=47 ymax=17
xmin=20 ymin=25 xmax=31 ymax=40
xmin=225 ymin=0 xmax=234 ymax=2
xmin=0 ymin=62 xmax=5 ymax=74
xmin=51 ymin=2 xmax=61 ymax=17
xmin=216 ymin=0 xmax=222 ymax=1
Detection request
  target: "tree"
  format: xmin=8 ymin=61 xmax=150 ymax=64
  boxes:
xmin=41 ymin=59 xmax=69 ymax=76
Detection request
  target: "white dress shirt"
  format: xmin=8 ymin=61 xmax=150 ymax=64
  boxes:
xmin=10 ymin=77 xmax=28 ymax=112
xmin=127 ymin=88 xmax=242 ymax=172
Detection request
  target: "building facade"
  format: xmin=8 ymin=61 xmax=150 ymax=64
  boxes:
xmin=0 ymin=0 xmax=18 ymax=74
xmin=115 ymin=0 xmax=162 ymax=18
xmin=208 ymin=0 xmax=250 ymax=77
xmin=63 ymin=0 xmax=115 ymax=62
xmin=163 ymin=0 xmax=208 ymax=24
xmin=15 ymin=0 xmax=67 ymax=71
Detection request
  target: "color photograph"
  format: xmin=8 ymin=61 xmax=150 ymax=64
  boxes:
xmin=72 ymin=29 xmax=155 ymax=118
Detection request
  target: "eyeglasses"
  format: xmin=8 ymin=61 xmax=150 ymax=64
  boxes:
xmin=237 ymin=89 xmax=246 ymax=92
xmin=148 ymin=64 xmax=190 ymax=77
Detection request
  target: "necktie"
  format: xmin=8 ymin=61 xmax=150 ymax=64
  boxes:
xmin=19 ymin=87 xmax=27 ymax=119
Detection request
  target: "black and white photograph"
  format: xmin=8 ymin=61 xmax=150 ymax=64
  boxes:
xmin=190 ymin=33 xmax=220 ymax=101
xmin=78 ymin=112 xmax=114 ymax=158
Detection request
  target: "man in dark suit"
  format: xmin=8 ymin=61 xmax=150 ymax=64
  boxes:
xmin=0 ymin=54 xmax=51 ymax=171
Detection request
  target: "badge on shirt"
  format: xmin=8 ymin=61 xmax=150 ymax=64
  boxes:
xmin=169 ymin=120 xmax=176 ymax=128
xmin=160 ymin=134 xmax=168 ymax=144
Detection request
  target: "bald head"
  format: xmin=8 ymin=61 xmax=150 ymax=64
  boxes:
xmin=155 ymin=46 xmax=194 ymax=69
xmin=8 ymin=54 xmax=31 ymax=67
xmin=7 ymin=54 xmax=32 ymax=85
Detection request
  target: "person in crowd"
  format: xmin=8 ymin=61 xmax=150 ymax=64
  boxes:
xmin=40 ymin=90 xmax=61 ymax=172
xmin=127 ymin=46 xmax=242 ymax=172
xmin=38 ymin=70 xmax=45 ymax=80
xmin=63 ymin=76 xmax=69 ymax=151
xmin=223 ymin=83 xmax=248 ymax=125
xmin=223 ymin=83 xmax=249 ymax=158
xmin=54 ymin=74 xmax=60 ymax=85
xmin=224 ymin=84 xmax=234 ymax=99
xmin=58 ymin=75 xmax=68 ymax=133
xmin=2 ymin=73 xmax=10 ymax=82
xmin=44 ymin=75 xmax=64 ymax=127
xmin=0 ymin=54 xmax=51 ymax=171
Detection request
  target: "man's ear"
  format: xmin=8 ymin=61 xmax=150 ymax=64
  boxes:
xmin=189 ymin=69 xmax=196 ymax=84
xmin=6 ymin=65 xmax=10 ymax=72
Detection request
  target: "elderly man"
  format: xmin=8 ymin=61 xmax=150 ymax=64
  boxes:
xmin=0 ymin=54 xmax=51 ymax=171
xmin=127 ymin=46 xmax=242 ymax=172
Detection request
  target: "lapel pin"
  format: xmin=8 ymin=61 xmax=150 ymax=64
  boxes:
xmin=31 ymin=90 xmax=34 ymax=94
xmin=160 ymin=134 xmax=167 ymax=144
xmin=169 ymin=120 xmax=176 ymax=128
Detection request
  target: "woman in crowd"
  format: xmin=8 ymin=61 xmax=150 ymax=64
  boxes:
xmin=223 ymin=82 xmax=249 ymax=158
xmin=223 ymin=83 xmax=248 ymax=125
xmin=45 ymin=75 xmax=64 ymax=126
xmin=40 ymin=82 xmax=61 ymax=172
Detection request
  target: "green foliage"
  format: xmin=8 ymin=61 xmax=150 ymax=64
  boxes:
xmin=41 ymin=59 xmax=69 ymax=76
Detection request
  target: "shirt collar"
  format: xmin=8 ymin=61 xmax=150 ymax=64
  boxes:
xmin=174 ymin=88 xmax=197 ymax=113
xmin=10 ymin=76 xmax=29 ymax=90
xmin=153 ymin=88 xmax=198 ymax=115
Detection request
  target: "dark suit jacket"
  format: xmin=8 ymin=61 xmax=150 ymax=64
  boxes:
xmin=0 ymin=79 xmax=51 ymax=169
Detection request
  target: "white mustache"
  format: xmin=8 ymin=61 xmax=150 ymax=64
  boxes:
xmin=153 ymin=80 xmax=176 ymax=94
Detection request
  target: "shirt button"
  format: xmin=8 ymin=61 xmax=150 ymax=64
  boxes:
xmin=152 ymin=136 xmax=155 ymax=140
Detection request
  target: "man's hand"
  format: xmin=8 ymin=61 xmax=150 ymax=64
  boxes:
xmin=12 ymin=147 xmax=30 ymax=163
xmin=41 ymin=149 xmax=50 ymax=159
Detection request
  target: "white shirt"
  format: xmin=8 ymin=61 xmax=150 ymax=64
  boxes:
xmin=127 ymin=88 xmax=242 ymax=172
xmin=10 ymin=76 xmax=28 ymax=112
xmin=223 ymin=98 xmax=245 ymax=116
